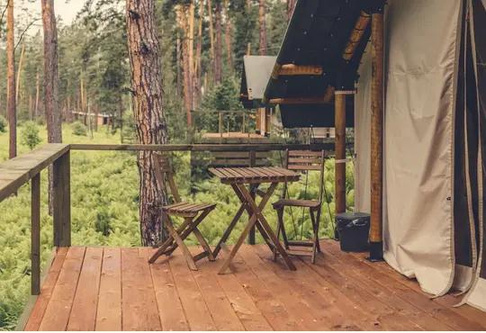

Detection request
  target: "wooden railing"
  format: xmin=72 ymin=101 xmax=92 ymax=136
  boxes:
xmin=0 ymin=142 xmax=333 ymax=296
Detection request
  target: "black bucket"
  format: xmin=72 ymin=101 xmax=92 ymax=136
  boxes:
xmin=336 ymin=212 xmax=370 ymax=252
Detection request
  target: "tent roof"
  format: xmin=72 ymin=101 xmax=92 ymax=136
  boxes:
xmin=262 ymin=0 xmax=384 ymax=127
xmin=240 ymin=55 xmax=276 ymax=109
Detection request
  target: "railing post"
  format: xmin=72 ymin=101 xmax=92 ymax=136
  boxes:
xmin=248 ymin=150 xmax=256 ymax=245
xmin=31 ymin=174 xmax=41 ymax=295
xmin=53 ymin=151 xmax=71 ymax=247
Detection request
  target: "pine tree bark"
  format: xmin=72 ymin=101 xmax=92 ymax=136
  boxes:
xmin=194 ymin=0 xmax=204 ymax=107
xmin=287 ymin=0 xmax=296 ymax=21
xmin=258 ymin=0 xmax=267 ymax=55
xmin=16 ymin=43 xmax=25 ymax=103
xmin=214 ymin=0 xmax=222 ymax=83
xmin=7 ymin=0 xmax=16 ymax=159
xmin=223 ymin=0 xmax=233 ymax=70
xmin=42 ymin=0 xmax=62 ymax=144
xmin=126 ymin=0 xmax=169 ymax=246
xmin=177 ymin=4 xmax=193 ymax=127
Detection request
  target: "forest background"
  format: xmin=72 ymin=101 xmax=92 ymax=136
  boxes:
xmin=0 ymin=0 xmax=355 ymax=329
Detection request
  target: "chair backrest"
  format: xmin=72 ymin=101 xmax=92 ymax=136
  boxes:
xmin=209 ymin=151 xmax=271 ymax=167
xmin=285 ymin=150 xmax=326 ymax=203
xmin=154 ymin=154 xmax=181 ymax=204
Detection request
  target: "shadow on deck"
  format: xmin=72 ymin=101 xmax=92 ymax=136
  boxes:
xmin=21 ymin=240 xmax=486 ymax=331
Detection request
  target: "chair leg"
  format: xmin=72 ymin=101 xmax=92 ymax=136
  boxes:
xmin=165 ymin=216 xmax=198 ymax=271
xmin=310 ymin=209 xmax=319 ymax=264
xmin=274 ymin=208 xmax=284 ymax=261
xmin=193 ymin=224 xmax=215 ymax=261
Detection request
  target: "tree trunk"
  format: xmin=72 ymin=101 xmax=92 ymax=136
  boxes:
xmin=177 ymin=4 xmax=193 ymax=127
xmin=16 ymin=43 xmax=25 ymax=104
xmin=126 ymin=0 xmax=169 ymax=246
xmin=42 ymin=0 xmax=62 ymax=143
xmin=258 ymin=0 xmax=267 ymax=55
xmin=194 ymin=0 xmax=204 ymax=107
xmin=223 ymin=0 xmax=233 ymax=71
xmin=42 ymin=0 xmax=62 ymax=215
xmin=207 ymin=0 xmax=215 ymax=66
xmin=214 ymin=0 xmax=222 ymax=83
xmin=35 ymin=71 xmax=40 ymax=119
xmin=287 ymin=0 xmax=296 ymax=21
xmin=7 ymin=0 xmax=16 ymax=159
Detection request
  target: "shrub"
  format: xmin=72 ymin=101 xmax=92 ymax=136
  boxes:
xmin=20 ymin=121 xmax=41 ymax=150
xmin=72 ymin=121 xmax=87 ymax=136
xmin=0 ymin=115 xmax=7 ymax=133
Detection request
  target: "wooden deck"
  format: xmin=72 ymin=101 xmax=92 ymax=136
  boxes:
xmin=22 ymin=240 xmax=486 ymax=331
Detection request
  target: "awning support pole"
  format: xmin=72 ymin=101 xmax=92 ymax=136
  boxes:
xmin=369 ymin=9 xmax=384 ymax=261
xmin=335 ymin=91 xmax=347 ymax=216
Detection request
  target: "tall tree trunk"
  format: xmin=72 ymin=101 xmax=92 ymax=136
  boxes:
xmin=126 ymin=0 xmax=169 ymax=246
xmin=176 ymin=31 xmax=182 ymax=97
xmin=42 ymin=0 xmax=62 ymax=215
xmin=194 ymin=0 xmax=204 ymax=107
xmin=258 ymin=0 xmax=267 ymax=55
xmin=7 ymin=0 xmax=16 ymax=159
xmin=223 ymin=0 xmax=233 ymax=71
xmin=16 ymin=43 xmax=25 ymax=103
xmin=35 ymin=71 xmax=40 ymax=119
xmin=207 ymin=0 xmax=215 ymax=66
xmin=214 ymin=0 xmax=222 ymax=83
xmin=177 ymin=4 xmax=193 ymax=127
xmin=287 ymin=0 xmax=296 ymax=21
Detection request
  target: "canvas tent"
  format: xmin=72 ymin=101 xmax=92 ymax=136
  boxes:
xmin=260 ymin=0 xmax=486 ymax=311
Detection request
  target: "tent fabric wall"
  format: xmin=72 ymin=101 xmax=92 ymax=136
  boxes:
xmin=355 ymin=0 xmax=463 ymax=295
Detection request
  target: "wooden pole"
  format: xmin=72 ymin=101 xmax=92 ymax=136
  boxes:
xmin=31 ymin=174 xmax=40 ymax=295
xmin=334 ymin=92 xmax=347 ymax=215
xmin=369 ymin=10 xmax=384 ymax=261
xmin=53 ymin=152 xmax=71 ymax=247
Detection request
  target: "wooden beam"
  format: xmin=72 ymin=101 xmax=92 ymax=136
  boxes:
xmin=53 ymin=151 xmax=71 ymax=247
xmin=273 ymin=64 xmax=323 ymax=77
xmin=370 ymin=11 xmax=384 ymax=261
xmin=268 ymin=97 xmax=330 ymax=105
xmin=31 ymin=174 xmax=41 ymax=295
xmin=334 ymin=92 xmax=347 ymax=216
xmin=343 ymin=11 xmax=371 ymax=61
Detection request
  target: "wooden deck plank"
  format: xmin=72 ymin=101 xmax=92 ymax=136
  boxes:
xmin=24 ymin=248 xmax=68 ymax=331
xmin=145 ymin=248 xmax=189 ymax=331
xmin=67 ymin=247 xmax=103 ymax=330
xmin=38 ymin=247 xmax=86 ymax=331
xmin=345 ymin=243 xmax=486 ymax=330
xmin=216 ymin=271 xmax=273 ymax=331
xmin=251 ymin=245 xmax=377 ymax=331
xmin=96 ymin=248 xmax=122 ymax=331
xmin=23 ymin=244 xmax=486 ymax=331
xmin=169 ymin=249 xmax=216 ymax=330
xmin=239 ymin=246 xmax=338 ymax=330
xmin=300 ymin=246 xmax=420 ymax=330
xmin=188 ymin=249 xmax=246 ymax=331
xmin=320 ymin=242 xmax=454 ymax=330
xmin=121 ymin=248 xmax=161 ymax=331
xmin=224 ymin=251 xmax=304 ymax=330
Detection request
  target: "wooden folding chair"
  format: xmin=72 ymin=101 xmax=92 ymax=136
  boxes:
xmin=148 ymin=154 xmax=216 ymax=270
xmin=272 ymin=150 xmax=326 ymax=263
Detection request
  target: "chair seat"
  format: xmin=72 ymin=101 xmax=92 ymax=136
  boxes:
xmin=163 ymin=201 xmax=216 ymax=217
xmin=273 ymin=199 xmax=320 ymax=209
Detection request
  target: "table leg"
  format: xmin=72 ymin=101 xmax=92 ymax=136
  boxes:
xmin=236 ymin=183 xmax=296 ymax=271
xmin=213 ymin=203 xmax=246 ymax=258
xmin=231 ymin=184 xmax=274 ymax=251
xmin=218 ymin=182 xmax=278 ymax=274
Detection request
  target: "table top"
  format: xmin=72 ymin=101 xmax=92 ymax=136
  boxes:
xmin=209 ymin=166 xmax=300 ymax=184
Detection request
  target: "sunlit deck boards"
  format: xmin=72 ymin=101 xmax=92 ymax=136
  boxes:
xmin=22 ymin=241 xmax=486 ymax=331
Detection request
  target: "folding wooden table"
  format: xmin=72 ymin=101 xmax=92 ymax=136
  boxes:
xmin=209 ymin=166 xmax=300 ymax=274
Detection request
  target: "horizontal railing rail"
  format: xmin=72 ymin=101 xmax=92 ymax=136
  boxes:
xmin=0 ymin=142 xmax=337 ymax=297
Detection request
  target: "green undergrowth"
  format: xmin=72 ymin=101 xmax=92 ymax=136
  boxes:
xmin=0 ymin=123 xmax=354 ymax=330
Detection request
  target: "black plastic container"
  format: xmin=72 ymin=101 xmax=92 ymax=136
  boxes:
xmin=336 ymin=212 xmax=370 ymax=252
